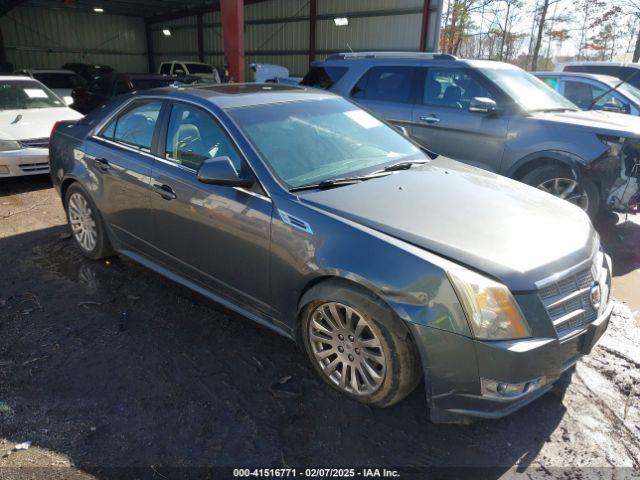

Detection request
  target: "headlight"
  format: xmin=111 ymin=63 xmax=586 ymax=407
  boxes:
xmin=598 ymin=135 xmax=625 ymax=157
xmin=0 ymin=140 xmax=21 ymax=151
xmin=447 ymin=268 xmax=531 ymax=340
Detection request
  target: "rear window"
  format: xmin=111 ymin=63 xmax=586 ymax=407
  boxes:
xmin=301 ymin=66 xmax=347 ymax=90
xmin=33 ymin=73 xmax=85 ymax=89
xmin=159 ymin=64 xmax=172 ymax=75
xmin=130 ymin=78 xmax=174 ymax=91
xmin=185 ymin=63 xmax=214 ymax=74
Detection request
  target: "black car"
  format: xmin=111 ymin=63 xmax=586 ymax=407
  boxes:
xmin=62 ymin=63 xmax=115 ymax=83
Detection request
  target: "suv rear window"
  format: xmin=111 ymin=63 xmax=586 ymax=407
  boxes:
xmin=301 ymin=66 xmax=347 ymax=90
xmin=351 ymin=66 xmax=415 ymax=103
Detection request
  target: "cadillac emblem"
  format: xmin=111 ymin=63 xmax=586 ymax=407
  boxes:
xmin=590 ymin=282 xmax=602 ymax=310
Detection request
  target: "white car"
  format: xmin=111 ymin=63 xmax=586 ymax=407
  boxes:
xmin=16 ymin=69 xmax=85 ymax=106
xmin=0 ymin=76 xmax=83 ymax=178
xmin=158 ymin=61 xmax=221 ymax=83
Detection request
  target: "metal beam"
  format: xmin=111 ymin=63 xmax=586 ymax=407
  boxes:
xmin=220 ymin=0 xmax=244 ymax=82
xmin=145 ymin=20 xmax=155 ymax=73
xmin=419 ymin=0 xmax=431 ymax=52
xmin=197 ymin=12 xmax=204 ymax=62
xmin=308 ymin=0 xmax=316 ymax=65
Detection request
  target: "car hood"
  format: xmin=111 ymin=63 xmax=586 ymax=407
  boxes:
xmin=300 ymin=157 xmax=597 ymax=291
xmin=533 ymin=109 xmax=640 ymax=137
xmin=0 ymin=107 xmax=82 ymax=140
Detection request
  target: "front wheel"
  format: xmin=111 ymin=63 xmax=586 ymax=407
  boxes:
xmin=300 ymin=283 xmax=421 ymax=408
xmin=522 ymin=164 xmax=600 ymax=218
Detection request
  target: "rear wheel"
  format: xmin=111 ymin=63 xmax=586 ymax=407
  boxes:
xmin=300 ymin=283 xmax=421 ymax=407
xmin=64 ymin=183 xmax=113 ymax=260
xmin=522 ymin=164 xmax=600 ymax=217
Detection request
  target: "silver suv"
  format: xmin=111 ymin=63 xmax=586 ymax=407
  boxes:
xmin=302 ymin=52 xmax=640 ymax=216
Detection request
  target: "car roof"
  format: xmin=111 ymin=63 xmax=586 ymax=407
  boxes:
xmin=115 ymin=73 xmax=169 ymax=80
xmin=563 ymin=61 xmax=640 ymax=69
xmin=0 ymin=75 xmax=44 ymax=82
xmin=535 ymin=71 xmax=621 ymax=86
xmin=28 ymin=69 xmax=78 ymax=75
xmin=141 ymin=83 xmax=337 ymax=109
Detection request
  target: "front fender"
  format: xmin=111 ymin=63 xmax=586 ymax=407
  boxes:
xmin=506 ymin=150 xmax=587 ymax=181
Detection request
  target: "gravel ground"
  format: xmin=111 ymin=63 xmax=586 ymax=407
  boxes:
xmin=1 ymin=176 xmax=639 ymax=479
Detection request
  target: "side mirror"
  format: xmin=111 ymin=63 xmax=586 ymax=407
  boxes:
xmin=469 ymin=97 xmax=498 ymax=114
xmin=197 ymin=156 xmax=254 ymax=188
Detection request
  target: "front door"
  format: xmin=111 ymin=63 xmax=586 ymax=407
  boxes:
xmin=149 ymin=101 xmax=273 ymax=316
xmin=85 ymin=99 xmax=164 ymax=252
xmin=411 ymin=67 xmax=509 ymax=172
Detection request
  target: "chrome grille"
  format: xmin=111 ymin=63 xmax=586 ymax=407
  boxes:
xmin=538 ymin=254 xmax=605 ymax=335
xmin=19 ymin=138 xmax=49 ymax=149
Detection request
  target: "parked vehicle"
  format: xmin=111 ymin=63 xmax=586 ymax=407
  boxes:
xmin=71 ymin=73 xmax=175 ymax=114
xmin=62 ymin=63 xmax=115 ymax=83
xmin=536 ymin=71 xmax=640 ymax=115
xmin=15 ymin=69 xmax=86 ymax=106
xmin=560 ymin=62 xmax=640 ymax=90
xmin=0 ymin=76 xmax=82 ymax=178
xmin=159 ymin=61 xmax=221 ymax=83
xmin=50 ymin=83 xmax=612 ymax=422
xmin=250 ymin=63 xmax=302 ymax=85
xmin=302 ymin=52 xmax=640 ymax=216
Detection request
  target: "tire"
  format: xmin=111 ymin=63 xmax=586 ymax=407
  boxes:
xmin=299 ymin=281 xmax=421 ymax=408
xmin=521 ymin=164 xmax=600 ymax=218
xmin=64 ymin=183 xmax=114 ymax=260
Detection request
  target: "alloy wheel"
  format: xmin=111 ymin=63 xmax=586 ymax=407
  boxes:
xmin=537 ymin=177 xmax=589 ymax=211
xmin=68 ymin=192 xmax=97 ymax=252
xmin=308 ymin=302 xmax=386 ymax=396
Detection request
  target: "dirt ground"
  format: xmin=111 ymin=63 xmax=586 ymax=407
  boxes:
xmin=1 ymin=176 xmax=639 ymax=480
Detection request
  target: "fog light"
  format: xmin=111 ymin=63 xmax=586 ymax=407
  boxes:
xmin=0 ymin=165 xmax=9 ymax=174
xmin=481 ymin=376 xmax=546 ymax=399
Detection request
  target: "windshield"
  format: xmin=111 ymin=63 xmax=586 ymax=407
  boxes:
xmin=229 ymin=98 xmax=425 ymax=189
xmin=185 ymin=63 xmax=214 ymax=74
xmin=0 ymin=80 xmax=64 ymax=110
xmin=481 ymin=67 xmax=578 ymax=112
xmin=616 ymin=82 xmax=640 ymax=105
xmin=33 ymin=72 xmax=85 ymax=89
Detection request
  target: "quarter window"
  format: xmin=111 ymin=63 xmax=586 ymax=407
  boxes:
xmin=164 ymin=103 xmax=242 ymax=171
xmin=351 ymin=66 xmax=415 ymax=103
xmin=301 ymin=66 xmax=347 ymax=90
xmin=160 ymin=63 xmax=171 ymax=75
xmin=422 ymin=68 xmax=495 ymax=109
xmin=100 ymin=100 xmax=163 ymax=152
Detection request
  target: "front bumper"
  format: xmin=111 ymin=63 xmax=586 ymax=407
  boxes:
xmin=0 ymin=148 xmax=49 ymax=177
xmin=409 ymin=300 xmax=612 ymax=422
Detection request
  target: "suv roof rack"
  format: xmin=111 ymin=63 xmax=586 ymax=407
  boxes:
xmin=325 ymin=51 xmax=457 ymax=61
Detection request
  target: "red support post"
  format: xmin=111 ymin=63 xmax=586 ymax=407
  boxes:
xmin=419 ymin=0 xmax=431 ymax=52
xmin=308 ymin=0 xmax=317 ymax=65
xmin=197 ymin=13 xmax=204 ymax=62
xmin=220 ymin=0 xmax=245 ymax=82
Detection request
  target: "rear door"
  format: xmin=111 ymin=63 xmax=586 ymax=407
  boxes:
xmin=411 ymin=67 xmax=509 ymax=172
xmin=149 ymin=100 xmax=273 ymax=316
xmin=349 ymin=66 xmax=417 ymax=131
xmin=84 ymin=99 xmax=164 ymax=252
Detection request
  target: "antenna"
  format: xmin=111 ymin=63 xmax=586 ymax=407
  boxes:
xmin=346 ymin=42 xmax=353 ymax=53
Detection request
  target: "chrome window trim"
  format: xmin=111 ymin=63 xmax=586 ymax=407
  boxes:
xmin=90 ymin=94 xmax=273 ymax=203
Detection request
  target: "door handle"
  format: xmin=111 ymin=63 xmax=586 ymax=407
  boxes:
xmin=153 ymin=183 xmax=177 ymax=200
xmin=95 ymin=157 xmax=110 ymax=171
xmin=419 ymin=115 xmax=441 ymax=124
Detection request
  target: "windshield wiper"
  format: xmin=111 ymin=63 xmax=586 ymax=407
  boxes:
xmin=289 ymin=172 xmax=390 ymax=192
xmin=530 ymin=107 xmax=576 ymax=113
xmin=380 ymin=159 xmax=429 ymax=172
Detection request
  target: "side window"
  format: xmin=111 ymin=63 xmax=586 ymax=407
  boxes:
xmin=100 ymin=100 xmax=163 ymax=152
xmin=160 ymin=64 xmax=171 ymax=75
xmin=300 ymin=66 xmax=347 ymax=90
xmin=422 ymin=68 xmax=494 ymax=109
xmin=165 ymin=103 xmax=243 ymax=171
xmin=541 ymin=77 xmax=559 ymax=90
xmin=587 ymin=83 xmax=629 ymax=113
xmin=90 ymin=76 xmax=111 ymax=95
xmin=351 ymin=66 xmax=415 ymax=103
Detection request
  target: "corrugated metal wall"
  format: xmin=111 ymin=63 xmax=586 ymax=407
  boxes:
xmin=150 ymin=0 xmax=433 ymax=77
xmin=0 ymin=5 xmax=148 ymax=71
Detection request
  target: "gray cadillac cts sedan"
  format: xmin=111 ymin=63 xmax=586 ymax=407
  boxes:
xmin=49 ymin=84 xmax=612 ymax=422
